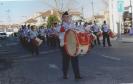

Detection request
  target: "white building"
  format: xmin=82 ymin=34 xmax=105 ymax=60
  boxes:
xmin=25 ymin=9 xmax=81 ymax=26
xmin=109 ymin=0 xmax=133 ymax=33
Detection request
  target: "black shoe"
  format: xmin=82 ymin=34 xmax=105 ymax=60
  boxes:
xmin=36 ymin=52 xmax=39 ymax=55
xmin=31 ymin=52 xmax=34 ymax=56
xmin=109 ymin=44 xmax=112 ymax=47
xmin=63 ymin=76 xmax=68 ymax=79
xmin=75 ymin=76 xmax=82 ymax=80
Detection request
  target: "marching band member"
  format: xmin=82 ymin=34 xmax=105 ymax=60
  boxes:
xmin=29 ymin=25 xmax=39 ymax=55
xmin=38 ymin=26 xmax=45 ymax=41
xmin=78 ymin=22 xmax=87 ymax=32
xmin=43 ymin=28 xmax=47 ymax=45
xmin=83 ymin=22 xmax=96 ymax=48
xmin=26 ymin=25 xmax=32 ymax=50
xmin=46 ymin=28 xmax=51 ymax=47
xmin=23 ymin=25 xmax=29 ymax=46
xmin=19 ymin=25 xmax=25 ymax=45
xmin=56 ymin=11 xmax=82 ymax=79
xmin=52 ymin=23 xmax=59 ymax=47
xmin=49 ymin=24 xmax=57 ymax=47
xmin=92 ymin=21 xmax=101 ymax=45
xmin=84 ymin=22 xmax=93 ymax=33
xmin=102 ymin=21 xmax=112 ymax=47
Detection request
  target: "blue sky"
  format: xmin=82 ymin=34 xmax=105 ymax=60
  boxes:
xmin=0 ymin=0 xmax=106 ymax=24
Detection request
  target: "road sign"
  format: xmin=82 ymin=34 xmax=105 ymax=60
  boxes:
xmin=117 ymin=0 xmax=124 ymax=13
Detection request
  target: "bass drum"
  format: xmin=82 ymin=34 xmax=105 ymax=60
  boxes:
xmin=64 ymin=29 xmax=91 ymax=57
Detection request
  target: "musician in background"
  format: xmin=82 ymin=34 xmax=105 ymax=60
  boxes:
xmin=49 ymin=23 xmax=58 ymax=47
xmin=52 ymin=23 xmax=59 ymax=47
xmin=102 ymin=21 xmax=112 ymax=47
xmin=29 ymin=25 xmax=39 ymax=55
xmin=57 ymin=11 xmax=82 ymax=79
xmin=84 ymin=22 xmax=92 ymax=33
xmin=38 ymin=26 xmax=45 ymax=41
xmin=19 ymin=25 xmax=25 ymax=45
xmin=46 ymin=28 xmax=51 ymax=47
xmin=92 ymin=21 xmax=101 ymax=45
xmin=21 ymin=25 xmax=28 ymax=46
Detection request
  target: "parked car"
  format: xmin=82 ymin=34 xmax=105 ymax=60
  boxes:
xmin=0 ymin=32 xmax=7 ymax=39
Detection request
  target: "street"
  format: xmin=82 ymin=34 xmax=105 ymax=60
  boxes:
xmin=0 ymin=0 xmax=132 ymax=84
xmin=0 ymin=36 xmax=133 ymax=84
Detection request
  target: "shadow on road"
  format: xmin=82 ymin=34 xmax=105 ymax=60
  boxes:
xmin=0 ymin=58 xmax=13 ymax=71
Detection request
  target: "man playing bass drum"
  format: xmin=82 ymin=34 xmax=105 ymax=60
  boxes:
xmin=56 ymin=11 xmax=82 ymax=79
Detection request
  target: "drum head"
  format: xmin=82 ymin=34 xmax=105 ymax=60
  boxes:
xmin=64 ymin=29 xmax=79 ymax=57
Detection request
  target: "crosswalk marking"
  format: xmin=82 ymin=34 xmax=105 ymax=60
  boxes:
xmin=6 ymin=43 xmax=19 ymax=46
xmin=40 ymin=49 xmax=59 ymax=54
xmin=101 ymin=54 xmax=121 ymax=61
xmin=92 ymin=51 xmax=121 ymax=61
xmin=0 ymin=42 xmax=19 ymax=47
xmin=0 ymin=50 xmax=8 ymax=52
xmin=49 ymin=64 xmax=59 ymax=70
xmin=10 ymin=49 xmax=60 ymax=59
xmin=0 ymin=51 xmax=8 ymax=54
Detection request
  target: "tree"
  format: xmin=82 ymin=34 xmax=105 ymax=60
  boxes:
xmin=47 ymin=15 xmax=60 ymax=28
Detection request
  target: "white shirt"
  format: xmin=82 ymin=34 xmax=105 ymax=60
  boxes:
xmin=29 ymin=30 xmax=38 ymax=39
xmin=62 ymin=22 xmax=76 ymax=31
xmin=39 ymin=29 xmax=45 ymax=36
xmin=92 ymin=24 xmax=100 ymax=32
xmin=76 ymin=25 xmax=85 ymax=32
xmin=84 ymin=25 xmax=92 ymax=32
xmin=102 ymin=24 xmax=109 ymax=32
xmin=56 ymin=21 xmax=76 ymax=47
xmin=23 ymin=28 xmax=29 ymax=37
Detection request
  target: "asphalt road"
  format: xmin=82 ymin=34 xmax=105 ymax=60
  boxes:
xmin=0 ymin=37 xmax=133 ymax=84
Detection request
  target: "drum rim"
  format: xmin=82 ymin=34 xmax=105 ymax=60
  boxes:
xmin=64 ymin=29 xmax=79 ymax=57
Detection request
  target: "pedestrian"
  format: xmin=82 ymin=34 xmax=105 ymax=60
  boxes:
xmin=102 ymin=21 xmax=112 ymax=47
xmin=56 ymin=11 xmax=82 ymax=79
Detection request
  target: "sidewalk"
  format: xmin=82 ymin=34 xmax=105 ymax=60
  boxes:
xmin=116 ymin=34 xmax=133 ymax=43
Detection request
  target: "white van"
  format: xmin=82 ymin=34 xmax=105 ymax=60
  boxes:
xmin=6 ymin=28 xmax=14 ymax=37
xmin=0 ymin=32 xmax=7 ymax=39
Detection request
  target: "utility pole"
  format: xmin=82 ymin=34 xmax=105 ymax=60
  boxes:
xmin=91 ymin=0 xmax=94 ymax=18
xmin=6 ymin=9 xmax=11 ymax=24
xmin=61 ymin=0 xmax=63 ymax=11
xmin=81 ymin=7 xmax=84 ymax=18
xmin=0 ymin=2 xmax=4 ymax=24
xmin=130 ymin=0 xmax=133 ymax=26
xmin=80 ymin=7 xmax=84 ymax=22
